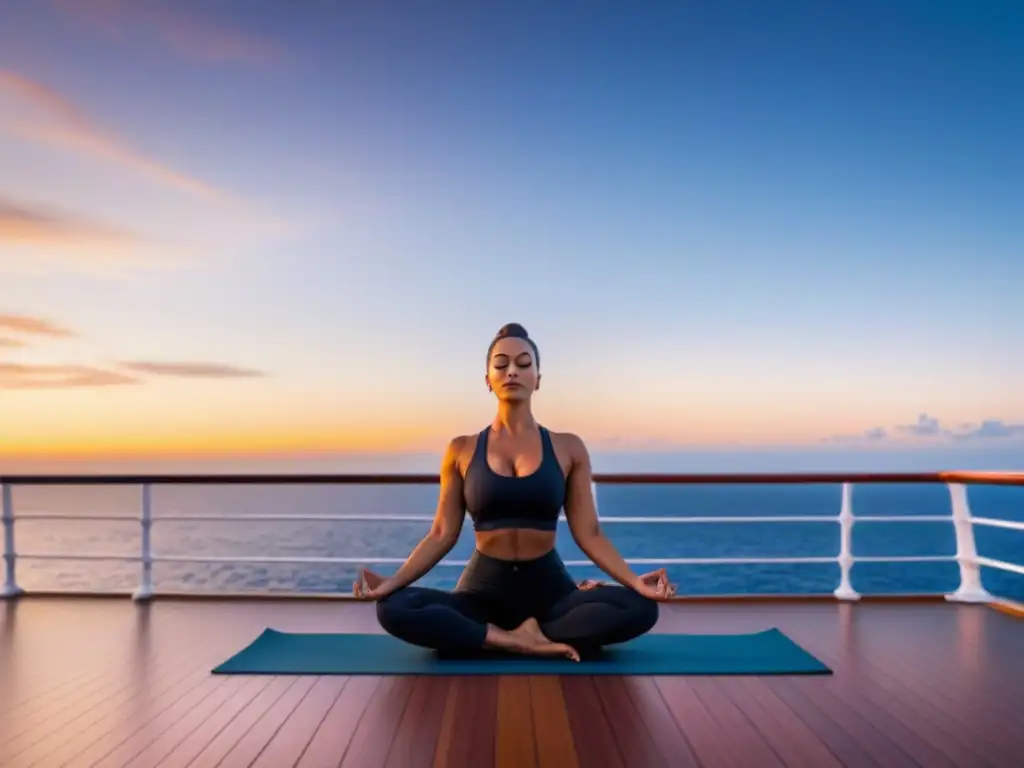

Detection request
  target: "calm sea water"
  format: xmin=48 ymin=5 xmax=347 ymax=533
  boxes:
xmin=8 ymin=483 xmax=1024 ymax=601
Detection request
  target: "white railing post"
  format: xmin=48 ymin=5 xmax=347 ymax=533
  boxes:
xmin=945 ymin=483 xmax=993 ymax=603
xmin=2 ymin=483 xmax=23 ymax=598
xmin=834 ymin=482 xmax=860 ymax=600
xmin=132 ymin=483 xmax=154 ymax=601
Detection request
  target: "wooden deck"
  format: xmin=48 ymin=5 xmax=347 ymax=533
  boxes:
xmin=1 ymin=598 xmax=1021 ymax=767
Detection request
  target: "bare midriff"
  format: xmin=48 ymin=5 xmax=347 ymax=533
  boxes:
xmin=474 ymin=529 xmax=557 ymax=561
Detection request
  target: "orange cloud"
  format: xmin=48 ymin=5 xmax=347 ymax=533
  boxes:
xmin=0 ymin=197 xmax=142 ymax=263
xmin=0 ymin=312 xmax=270 ymax=388
xmin=0 ymin=362 xmax=139 ymax=389
xmin=0 ymin=312 xmax=75 ymax=338
xmin=119 ymin=361 xmax=266 ymax=379
xmin=0 ymin=70 xmax=231 ymax=205
xmin=52 ymin=0 xmax=286 ymax=65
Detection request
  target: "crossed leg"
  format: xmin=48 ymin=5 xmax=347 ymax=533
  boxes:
xmin=538 ymin=584 xmax=659 ymax=651
xmin=376 ymin=586 xmax=581 ymax=659
xmin=376 ymin=586 xmax=489 ymax=653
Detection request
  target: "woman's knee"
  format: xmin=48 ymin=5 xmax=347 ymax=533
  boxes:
xmin=623 ymin=588 xmax=660 ymax=631
xmin=375 ymin=587 xmax=410 ymax=633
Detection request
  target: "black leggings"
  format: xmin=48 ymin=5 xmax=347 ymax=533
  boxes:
xmin=376 ymin=549 xmax=659 ymax=653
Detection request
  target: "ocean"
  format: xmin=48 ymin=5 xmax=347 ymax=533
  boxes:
xmin=7 ymin=481 xmax=1023 ymax=601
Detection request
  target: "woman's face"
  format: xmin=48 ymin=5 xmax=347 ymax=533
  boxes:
xmin=486 ymin=337 xmax=539 ymax=401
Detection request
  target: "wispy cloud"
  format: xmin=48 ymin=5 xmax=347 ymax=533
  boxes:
xmin=119 ymin=361 xmax=266 ymax=379
xmin=0 ymin=196 xmax=152 ymax=268
xmin=0 ymin=311 xmax=269 ymax=389
xmin=0 ymin=70 xmax=232 ymax=205
xmin=0 ymin=312 xmax=76 ymax=338
xmin=52 ymin=0 xmax=286 ymax=65
xmin=822 ymin=426 xmax=891 ymax=445
xmin=0 ymin=362 xmax=139 ymax=389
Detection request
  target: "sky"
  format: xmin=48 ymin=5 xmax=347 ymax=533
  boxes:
xmin=1 ymin=0 xmax=1022 ymax=470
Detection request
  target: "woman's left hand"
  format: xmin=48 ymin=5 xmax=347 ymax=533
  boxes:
xmin=631 ymin=568 xmax=677 ymax=601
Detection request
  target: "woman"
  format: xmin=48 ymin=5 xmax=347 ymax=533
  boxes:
xmin=354 ymin=323 xmax=676 ymax=661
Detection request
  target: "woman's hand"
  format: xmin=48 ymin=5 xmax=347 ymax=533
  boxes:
xmin=630 ymin=568 xmax=677 ymax=601
xmin=352 ymin=568 xmax=395 ymax=600
xmin=579 ymin=568 xmax=677 ymax=601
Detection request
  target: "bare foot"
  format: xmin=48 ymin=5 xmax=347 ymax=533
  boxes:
xmin=508 ymin=618 xmax=580 ymax=662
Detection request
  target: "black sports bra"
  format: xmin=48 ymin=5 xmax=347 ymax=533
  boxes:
xmin=462 ymin=426 xmax=566 ymax=532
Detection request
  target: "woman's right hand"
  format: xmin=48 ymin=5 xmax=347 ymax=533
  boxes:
xmin=352 ymin=567 xmax=394 ymax=600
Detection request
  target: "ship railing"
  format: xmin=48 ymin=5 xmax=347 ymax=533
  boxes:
xmin=1 ymin=471 xmax=1022 ymax=605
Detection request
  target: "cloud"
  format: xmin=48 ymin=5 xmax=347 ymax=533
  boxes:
xmin=896 ymin=413 xmax=942 ymax=437
xmin=0 ymin=70 xmax=232 ymax=205
xmin=0 ymin=197 xmax=151 ymax=267
xmin=0 ymin=363 xmax=139 ymax=389
xmin=822 ymin=426 xmax=890 ymax=445
xmin=825 ymin=414 xmax=1024 ymax=444
xmin=118 ymin=361 xmax=266 ymax=379
xmin=52 ymin=0 xmax=286 ymax=65
xmin=0 ymin=313 xmax=269 ymax=388
xmin=950 ymin=420 xmax=1024 ymax=441
xmin=0 ymin=313 xmax=75 ymax=338
xmin=0 ymin=359 xmax=267 ymax=389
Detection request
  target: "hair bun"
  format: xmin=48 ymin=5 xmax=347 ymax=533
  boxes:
xmin=495 ymin=322 xmax=529 ymax=340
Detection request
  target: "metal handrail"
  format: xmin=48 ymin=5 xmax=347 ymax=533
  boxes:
xmin=2 ymin=472 xmax=1022 ymax=601
xmin=1 ymin=470 xmax=1023 ymax=485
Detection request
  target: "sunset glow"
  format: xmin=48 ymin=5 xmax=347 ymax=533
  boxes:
xmin=1 ymin=1 xmax=1021 ymax=469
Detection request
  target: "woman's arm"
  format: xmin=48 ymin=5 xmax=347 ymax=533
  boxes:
xmin=562 ymin=434 xmax=645 ymax=591
xmin=371 ymin=436 xmax=467 ymax=596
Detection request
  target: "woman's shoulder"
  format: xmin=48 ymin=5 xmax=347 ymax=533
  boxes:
xmin=544 ymin=428 xmax=590 ymax=459
xmin=441 ymin=432 xmax=481 ymax=474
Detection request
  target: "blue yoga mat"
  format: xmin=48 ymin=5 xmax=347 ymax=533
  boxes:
xmin=212 ymin=627 xmax=831 ymax=676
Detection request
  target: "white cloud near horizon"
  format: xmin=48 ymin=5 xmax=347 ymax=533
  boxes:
xmin=827 ymin=412 xmax=1024 ymax=445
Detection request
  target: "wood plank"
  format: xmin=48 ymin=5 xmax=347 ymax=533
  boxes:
xmin=118 ymin=677 xmax=258 ymax=768
xmin=1 ymin=633 xmax=209 ymax=739
xmin=496 ymin=676 xmax=536 ymax=768
xmin=766 ymin=677 xmax=919 ymax=767
xmin=618 ymin=678 xmax=699 ymax=768
xmin=250 ymin=677 xmax=350 ymax=768
xmin=5 ymin=647 xmax=233 ymax=767
xmin=156 ymin=677 xmax=299 ymax=768
xmin=592 ymin=677 xmax=672 ymax=768
xmin=528 ymin=676 xmax=579 ymax=768
xmin=210 ymin=675 xmax=320 ymax=768
xmin=296 ymin=676 xmax=381 ymax=767
xmin=433 ymin=677 xmax=498 ymax=768
xmin=384 ymin=677 xmax=450 ymax=768
xmin=561 ymin=677 xmax=624 ymax=768
xmin=805 ymin=633 xmax=1008 ymax=767
xmin=141 ymin=676 xmax=277 ymax=768
xmin=1 ymin=650 xmax=190 ymax=754
xmin=724 ymin=677 xmax=846 ymax=768
xmin=657 ymin=678 xmax=781 ymax=768
xmin=338 ymin=676 xmax=417 ymax=767
xmin=843 ymin=612 xmax=1021 ymax=757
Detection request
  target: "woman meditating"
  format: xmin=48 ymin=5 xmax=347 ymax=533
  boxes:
xmin=354 ymin=323 xmax=676 ymax=660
